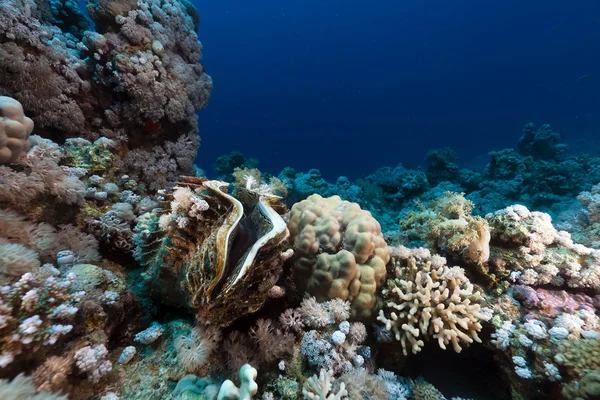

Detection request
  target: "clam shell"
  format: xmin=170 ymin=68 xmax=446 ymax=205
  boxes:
xmin=139 ymin=177 xmax=290 ymax=326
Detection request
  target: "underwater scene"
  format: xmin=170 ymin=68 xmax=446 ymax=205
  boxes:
xmin=0 ymin=0 xmax=599 ymax=399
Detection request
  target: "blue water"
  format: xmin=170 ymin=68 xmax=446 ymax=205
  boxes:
xmin=195 ymin=0 xmax=600 ymax=180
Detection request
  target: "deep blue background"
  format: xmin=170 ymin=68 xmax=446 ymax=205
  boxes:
xmin=194 ymin=0 xmax=600 ymax=179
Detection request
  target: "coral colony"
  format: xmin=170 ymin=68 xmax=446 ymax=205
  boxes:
xmin=0 ymin=0 xmax=599 ymax=399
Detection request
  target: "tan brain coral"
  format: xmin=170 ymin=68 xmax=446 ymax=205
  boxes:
xmin=0 ymin=97 xmax=34 ymax=164
xmin=288 ymin=194 xmax=389 ymax=320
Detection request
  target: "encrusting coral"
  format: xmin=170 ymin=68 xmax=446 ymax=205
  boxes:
xmin=287 ymin=194 xmax=389 ymax=320
xmin=377 ymin=246 xmax=492 ymax=355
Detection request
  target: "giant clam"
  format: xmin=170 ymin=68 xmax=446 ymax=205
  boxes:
xmin=135 ymin=177 xmax=291 ymax=326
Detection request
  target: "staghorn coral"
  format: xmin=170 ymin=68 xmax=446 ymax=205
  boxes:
xmin=400 ymin=192 xmax=491 ymax=265
xmin=0 ymin=96 xmax=34 ymax=164
xmin=377 ymin=246 xmax=491 ymax=355
xmin=287 ymin=194 xmax=389 ymax=320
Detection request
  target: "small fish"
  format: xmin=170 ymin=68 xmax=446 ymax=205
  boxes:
xmin=578 ymin=74 xmax=592 ymax=82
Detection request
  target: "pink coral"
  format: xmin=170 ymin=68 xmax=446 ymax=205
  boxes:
xmin=513 ymin=285 xmax=596 ymax=319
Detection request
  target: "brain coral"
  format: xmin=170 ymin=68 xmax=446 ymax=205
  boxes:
xmin=287 ymin=194 xmax=389 ymax=320
xmin=0 ymin=97 xmax=33 ymax=164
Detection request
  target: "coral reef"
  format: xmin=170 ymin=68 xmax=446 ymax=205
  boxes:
xmin=2 ymin=1 xmax=600 ymax=398
xmin=0 ymin=0 xmax=211 ymax=189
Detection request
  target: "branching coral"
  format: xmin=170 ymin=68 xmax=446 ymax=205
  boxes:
xmin=302 ymin=369 xmax=348 ymax=400
xmin=288 ymin=194 xmax=389 ymax=320
xmin=377 ymin=246 xmax=491 ymax=355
